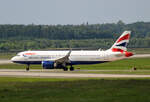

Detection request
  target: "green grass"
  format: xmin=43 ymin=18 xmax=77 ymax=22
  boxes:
xmin=0 ymin=77 xmax=90 ymax=82
xmin=0 ymin=64 xmax=42 ymax=69
xmin=0 ymin=53 xmax=15 ymax=59
xmin=76 ymin=58 xmax=150 ymax=70
xmin=0 ymin=77 xmax=150 ymax=102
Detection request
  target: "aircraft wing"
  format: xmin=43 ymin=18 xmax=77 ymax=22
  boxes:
xmin=46 ymin=50 xmax=71 ymax=64
xmin=55 ymin=50 xmax=71 ymax=64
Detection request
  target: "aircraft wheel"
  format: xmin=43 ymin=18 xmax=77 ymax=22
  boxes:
xmin=26 ymin=67 xmax=29 ymax=71
xmin=70 ymin=67 xmax=74 ymax=71
xmin=63 ymin=67 xmax=68 ymax=71
xmin=26 ymin=64 xmax=30 ymax=71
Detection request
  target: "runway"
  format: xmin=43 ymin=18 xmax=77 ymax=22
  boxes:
xmin=0 ymin=69 xmax=150 ymax=78
xmin=130 ymin=54 xmax=150 ymax=58
xmin=0 ymin=59 xmax=12 ymax=64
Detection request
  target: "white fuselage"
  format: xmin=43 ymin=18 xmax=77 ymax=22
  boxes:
xmin=11 ymin=50 xmax=125 ymax=65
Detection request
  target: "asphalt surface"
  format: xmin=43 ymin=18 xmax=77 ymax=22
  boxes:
xmin=131 ymin=54 xmax=150 ymax=58
xmin=0 ymin=69 xmax=150 ymax=78
xmin=0 ymin=59 xmax=12 ymax=64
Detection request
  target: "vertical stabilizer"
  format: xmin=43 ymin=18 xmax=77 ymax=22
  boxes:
xmin=110 ymin=31 xmax=131 ymax=52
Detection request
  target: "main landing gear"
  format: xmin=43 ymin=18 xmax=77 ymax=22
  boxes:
xmin=63 ymin=65 xmax=74 ymax=71
xmin=70 ymin=65 xmax=74 ymax=71
xmin=26 ymin=64 xmax=30 ymax=71
xmin=63 ymin=67 xmax=68 ymax=71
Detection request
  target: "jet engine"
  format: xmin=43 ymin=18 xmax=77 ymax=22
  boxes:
xmin=42 ymin=61 xmax=55 ymax=69
xmin=42 ymin=61 xmax=65 ymax=69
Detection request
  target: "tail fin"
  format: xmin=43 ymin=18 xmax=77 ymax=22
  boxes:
xmin=110 ymin=31 xmax=131 ymax=52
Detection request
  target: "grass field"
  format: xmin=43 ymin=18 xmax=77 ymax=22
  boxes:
xmin=0 ymin=53 xmax=15 ymax=59
xmin=0 ymin=77 xmax=150 ymax=102
xmin=76 ymin=57 xmax=150 ymax=70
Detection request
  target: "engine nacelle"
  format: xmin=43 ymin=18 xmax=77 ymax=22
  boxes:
xmin=42 ymin=61 xmax=55 ymax=69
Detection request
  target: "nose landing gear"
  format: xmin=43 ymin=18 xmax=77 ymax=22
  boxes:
xmin=26 ymin=64 xmax=30 ymax=71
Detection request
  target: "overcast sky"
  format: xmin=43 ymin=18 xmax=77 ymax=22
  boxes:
xmin=0 ymin=0 xmax=150 ymax=25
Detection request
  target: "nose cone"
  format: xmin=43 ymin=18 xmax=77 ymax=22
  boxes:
xmin=11 ymin=56 xmax=18 ymax=62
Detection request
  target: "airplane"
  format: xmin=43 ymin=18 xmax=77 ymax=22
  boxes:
xmin=11 ymin=31 xmax=133 ymax=71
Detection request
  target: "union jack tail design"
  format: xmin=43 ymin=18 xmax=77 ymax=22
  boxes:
xmin=110 ymin=31 xmax=131 ymax=52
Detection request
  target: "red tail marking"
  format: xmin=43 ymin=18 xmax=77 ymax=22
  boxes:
xmin=112 ymin=48 xmax=124 ymax=53
xmin=125 ymin=51 xmax=133 ymax=57
xmin=112 ymin=48 xmax=133 ymax=57
xmin=117 ymin=34 xmax=130 ymax=43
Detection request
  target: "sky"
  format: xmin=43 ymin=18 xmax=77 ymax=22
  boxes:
xmin=0 ymin=0 xmax=150 ymax=25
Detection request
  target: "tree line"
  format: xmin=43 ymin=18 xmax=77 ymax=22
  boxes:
xmin=0 ymin=21 xmax=150 ymax=51
xmin=0 ymin=21 xmax=150 ymax=40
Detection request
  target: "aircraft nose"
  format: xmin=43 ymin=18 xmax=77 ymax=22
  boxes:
xmin=11 ymin=56 xmax=18 ymax=62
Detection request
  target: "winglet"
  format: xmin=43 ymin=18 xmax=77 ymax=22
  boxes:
xmin=66 ymin=49 xmax=72 ymax=57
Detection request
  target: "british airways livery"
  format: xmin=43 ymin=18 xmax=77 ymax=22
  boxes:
xmin=11 ymin=31 xmax=133 ymax=71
